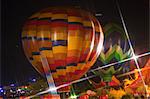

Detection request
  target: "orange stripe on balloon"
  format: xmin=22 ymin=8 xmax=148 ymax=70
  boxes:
xmin=66 ymin=57 xmax=79 ymax=64
xmin=51 ymin=21 xmax=67 ymax=27
xmin=68 ymin=24 xmax=83 ymax=30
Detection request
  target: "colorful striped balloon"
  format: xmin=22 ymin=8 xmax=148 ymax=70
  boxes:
xmin=22 ymin=7 xmax=104 ymax=92
xmin=87 ymin=23 xmax=132 ymax=84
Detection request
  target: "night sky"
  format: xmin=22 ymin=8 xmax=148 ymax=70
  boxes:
xmin=1 ymin=0 xmax=149 ymax=86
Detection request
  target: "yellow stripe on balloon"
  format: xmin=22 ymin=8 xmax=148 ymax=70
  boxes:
xmin=32 ymin=55 xmax=41 ymax=61
xmin=23 ymin=25 xmax=36 ymax=31
xmin=68 ymin=37 xmax=83 ymax=50
xmin=37 ymin=31 xmax=50 ymax=38
xmin=41 ymin=51 xmax=53 ymax=58
xmin=51 ymin=32 xmax=67 ymax=41
xmin=53 ymin=53 xmax=66 ymax=60
xmin=52 ymin=73 xmax=58 ymax=78
xmin=56 ymin=69 xmax=66 ymax=76
xmin=68 ymin=16 xmax=82 ymax=23
xmin=95 ymin=26 xmax=101 ymax=32
xmin=84 ymin=41 xmax=91 ymax=48
xmin=83 ymin=21 xmax=92 ymax=27
xmin=22 ymin=31 xmax=27 ymax=38
xmin=29 ymin=12 xmax=40 ymax=19
xmin=31 ymin=61 xmax=43 ymax=75
xmin=77 ymin=63 xmax=86 ymax=71
xmin=69 ymin=30 xmax=83 ymax=36
xmin=52 ymin=46 xmax=67 ymax=54
xmin=28 ymin=30 xmax=37 ymax=37
xmin=67 ymin=50 xmax=80 ymax=57
xmin=39 ymin=13 xmax=52 ymax=18
xmin=66 ymin=66 xmax=76 ymax=73
xmin=51 ymin=27 xmax=67 ymax=32
xmin=52 ymin=14 xmax=67 ymax=20
xmin=38 ymin=25 xmax=51 ymax=31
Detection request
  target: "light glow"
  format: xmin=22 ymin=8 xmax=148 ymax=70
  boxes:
xmin=70 ymin=94 xmax=77 ymax=99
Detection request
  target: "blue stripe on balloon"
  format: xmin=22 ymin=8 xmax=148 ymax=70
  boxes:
xmin=68 ymin=22 xmax=83 ymax=25
xmin=51 ymin=70 xmax=57 ymax=73
xmin=38 ymin=17 xmax=51 ymax=20
xmin=32 ymin=52 xmax=40 ymax=55
xmin=39 ymin=47 xmax=52 ymax=51
xmin=67 ymin=63 xmax=77 ymax=66
xmin=84 ymin=26 xmax=92 ymax=29
xmin=56 ymin=66 xmax=66 ymax=69
xmin=52 ymin=40 xmax=67 ymax=46
xmin=37 ymin=38 xmax=50 ymax=41
xmin=22 ymin=36 xmax=36 ymax=40
xmin=51 ymin=19 xmax=68 ymax=22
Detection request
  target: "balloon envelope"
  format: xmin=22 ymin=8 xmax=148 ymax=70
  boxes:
xmin=22 ymin=7 xmax=104 ymax=92
xmin=88 ymin=23 xmax=131 ymax=84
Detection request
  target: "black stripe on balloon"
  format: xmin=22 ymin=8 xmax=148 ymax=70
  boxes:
xmin=56 ymin=66 xmax=66 ymax=69
xmin=68 ymin=22 xmax=83 ymax=25
xmin=22 ymin=36 xmax=37 ymax=40
xmin=32 ymin=52 xmax=40 ymax=55
xmin=84 ymin=26 xmax=93 ymax=29
xmin=78 ymin=61 xmax=86 ymax=63
xmin=39 ymin=47 xmax=52 ymax=51
xmin=51 ymin=19 xmax=68 ymax=22
xmin=67 ymin=63 xmax=77 ymax=66
xmin=52 ymin=40 xmax=67 ymax=46
xmin=22 ymin=37 xmax=27 ymax=40
xmin=29 ymin=17 xmax=38 ymax=20
xmin=37 ymin=38 xmax=50 ymax=41
xmin=51 ymin=70 xmax=57 ymax=73
xmin=38 ymin=18 xmax=51 ymax=20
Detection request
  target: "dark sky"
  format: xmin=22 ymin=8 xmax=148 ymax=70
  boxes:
xmin=1 ymin=0 xmax=149 ymax=86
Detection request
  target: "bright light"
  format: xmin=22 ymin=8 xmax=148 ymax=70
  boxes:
xmin=17 ymin=88 xmax=21 ymax=92
xmin=0 ymin=90 xmax=4 ymax=93
xmin=132 ymin=54 xmax=138 ymax=60
xmin=10 ymin=90 xmax=13 ymax=92
xmin=32 ymin=78 xmax=36 ymax=82
xmin=95 ymin=13 xmax=103 ymax=17
xmin=70 ymin=94 xmax=77 ymax=99
xmin=25 ymin=86 xmax=28 ymax=89
xmin=10 ymin=84 xmax=15 ymax=87
xmin=48 ymin=87 xmax=57 ymax=92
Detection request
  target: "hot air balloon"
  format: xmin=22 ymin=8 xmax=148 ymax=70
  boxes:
xmin=87 ymin=23 xmax=132 ymax=87
xmin=124 ymin=59 xmax=150 ymax=96
xmin=22 ymin=6 xmax=104 ymax=93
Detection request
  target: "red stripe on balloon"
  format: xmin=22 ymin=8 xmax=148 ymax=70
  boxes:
xmin=90 ymin=51 xmax=96 ymax=59
xmin=66 ymin=57 xmax=79 ymax=64
xmin=54 ymin=60 xmax=66 ymax=67
xmin=79 ymin=54 xmax=88 ymax=61
xmin=37 ymin=20 xmax=50 ymax=25
xmin=51 ymin=21 xmax=68 ymax=27
xmin=49 ymin=64 xmax=56 ymax=70
xmin=25 ymin=20 xmax=51 ymax=26
xmin=68 ymin=24 xmax=83 ymax=30
xmin=25 ymin=20 xmax=37 ymax=25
